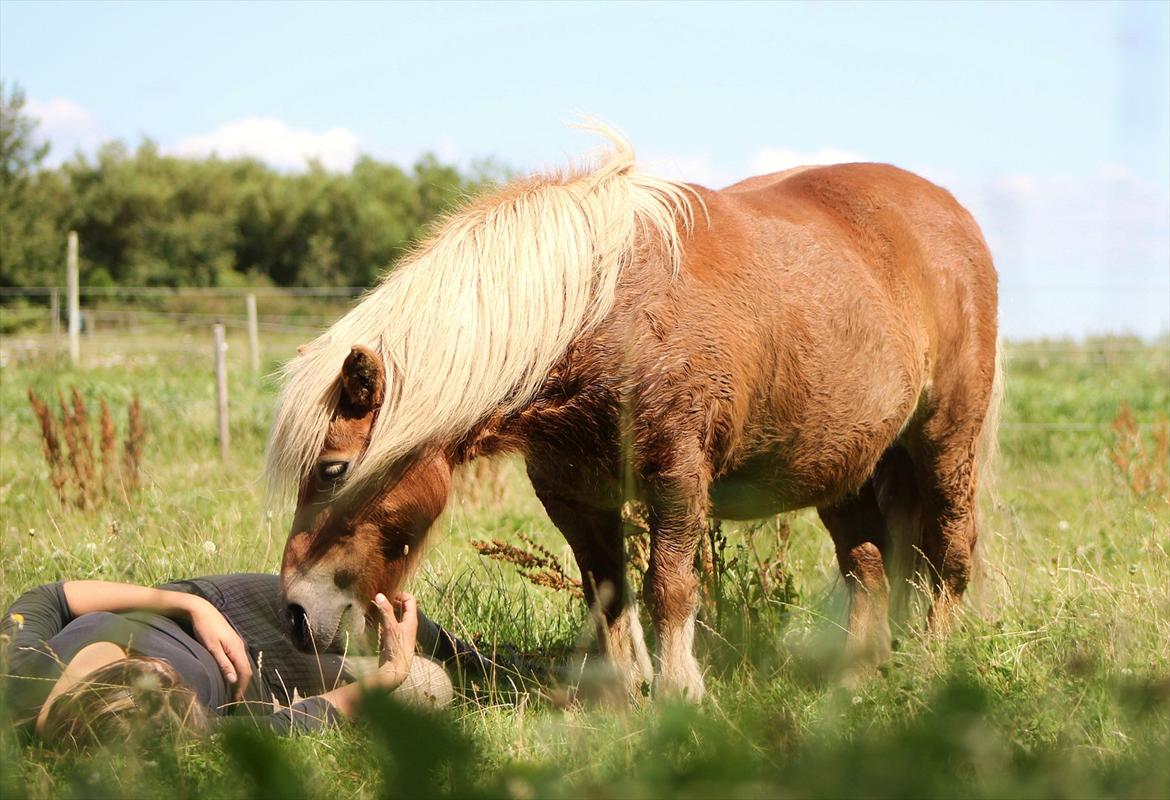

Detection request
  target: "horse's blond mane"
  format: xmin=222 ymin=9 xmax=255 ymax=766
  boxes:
xmin=264 ymin=125 xmax=695 ymax=500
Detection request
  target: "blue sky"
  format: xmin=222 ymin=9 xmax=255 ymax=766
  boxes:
xmin=2 ymin=0 xmax=1168 ymax=338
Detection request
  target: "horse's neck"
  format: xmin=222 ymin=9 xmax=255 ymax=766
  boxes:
xmin=450 ymin=329 xmax=624 ymax=466
xmin=450 ymin=252 xmax=668 ymax=467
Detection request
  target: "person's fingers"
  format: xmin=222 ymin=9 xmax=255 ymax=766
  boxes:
xmin=389 ymin=592 xmax=417 ymax=623
xmin=374 ymin=593 xmax=399 ymax=635
xmin=210 ymin=643 xmax=237 ymax=686
xmin=224 ymin=638 xmax=253 ymax=702
xmin=398 ymin=595 xmax=418 ymax=646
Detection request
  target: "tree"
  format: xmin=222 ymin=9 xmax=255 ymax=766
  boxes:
xmin=0 ymin=96 xmax=499 ymax=291
xmin=0 ymin=82 xmax=62 ymax=288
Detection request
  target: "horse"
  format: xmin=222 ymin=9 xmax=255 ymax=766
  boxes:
xmin=265 ymin=127 xmax=1001 ymax=701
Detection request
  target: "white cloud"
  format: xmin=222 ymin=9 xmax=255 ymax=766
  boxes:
xmin=641 ymin=151 xmax=736 ymax=188
xmin=645 ymin=146 xmax=869 ymax=188
xmin=951 ymin=164 xmax=1170 ymax=275
xmin=167 ymin=117 xmax=363 ymax=172
xmin=26 ymin=98 xmax=103 ymax=164
xmin=927 ymin=164 xmax=1170 ymax=338
xmin=642 ymin=145 xmax=1168 ymax=338
xmin=749 ymin=146 xmax=867 ymax=175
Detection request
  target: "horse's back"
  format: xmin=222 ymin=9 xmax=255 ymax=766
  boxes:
xmin=699 ymin=161 xmax=996 ymax=369
xmin=713 ymin=162 xmax=996 ymax=309
xmin=676 ymin=163 xmax=997 ymax=513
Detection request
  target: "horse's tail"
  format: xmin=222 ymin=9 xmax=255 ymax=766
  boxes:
xmin=967 ymin=339 xmax=1005 ymax=609
xmin=977 ymin=339 xmax=1005 ymax=502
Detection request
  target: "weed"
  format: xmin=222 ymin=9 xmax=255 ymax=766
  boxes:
xmin=123 ymin=394 xmax=145 ymax=493
xmin=470 ymin=532 xmax=584 ymax=600
xmin=27 ymin=387 xmax=145 ymax=508
xmin=1110 ymin=401 xmax=1170 ymax=504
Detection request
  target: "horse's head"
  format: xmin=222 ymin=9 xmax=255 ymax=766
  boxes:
xmin=279 ymin=345 xmax=452 ymax=652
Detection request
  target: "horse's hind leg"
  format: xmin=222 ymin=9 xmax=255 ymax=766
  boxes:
xmin=908 ymin=430 xmax=981 ymax=633
xmin=906 ymin=392 xmax=992 ymax=632
xmin=818 ymin=479 xmax=893 ymax=673
xmin=530 ymin=484 xmax=653 ymax=699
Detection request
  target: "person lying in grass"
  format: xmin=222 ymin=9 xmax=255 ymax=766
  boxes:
xmin=0 ymin=573 xmax=504 ymax=747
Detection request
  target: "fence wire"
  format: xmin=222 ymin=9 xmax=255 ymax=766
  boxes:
xmin=1 ymin=285 xmax=1167 ymax=436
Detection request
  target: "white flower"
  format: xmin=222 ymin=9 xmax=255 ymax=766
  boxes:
xmin=202 ymin=540 xmax=217 ymax=555
xmin=84 ymin=542 xmax=97 ymax=553
xmin=1057 ymin=520 xmax=1070 ymax=531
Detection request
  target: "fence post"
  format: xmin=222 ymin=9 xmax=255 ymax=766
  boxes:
xmin=66 ymin=231 xmax=79 ymax=364
xmin=214 ymin=323 xmax=230 ymax=461
xmin=246 ymin=293 xmax=260 ymax=373
xmin=50 ymin=288 xmax=60 ymax=338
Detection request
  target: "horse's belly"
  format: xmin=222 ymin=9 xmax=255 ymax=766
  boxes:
xmin=709 ymin=477 xmax=796 ymax=520
xmin=708 ymin=468 xmax=815 ymax=520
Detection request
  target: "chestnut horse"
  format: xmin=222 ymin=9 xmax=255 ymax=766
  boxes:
xmin=266 ymin=128 xmax=1000 ymax=700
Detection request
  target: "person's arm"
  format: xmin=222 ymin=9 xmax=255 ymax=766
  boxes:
xmin=59 ymin=580 xmax=253 ymax=700
xmin=315 ymin=592 xmax=418 ymax=718
xmin=217 ymin=592 xmax=421 ymax=736
xmin=2 ymin=583 xmax=74 ymax=664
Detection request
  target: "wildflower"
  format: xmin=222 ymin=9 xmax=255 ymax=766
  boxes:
xmin=203 ymin=540 xmax=217 ymax=555
xmin=1057 ymin=520 xmax=1070 ymax=531
xmin=851 ymin=695 xmax=862 ymax=706
xmin=9 ymin=613 xmax=25 ymax=630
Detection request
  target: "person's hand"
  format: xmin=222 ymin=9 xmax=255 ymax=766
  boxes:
xmin=371 ymin=591 xmax=418 ymax=691
xmin=188 ymin=597 xmax=253 ymax=702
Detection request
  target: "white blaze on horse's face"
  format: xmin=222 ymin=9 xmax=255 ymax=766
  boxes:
xmin=279 ymin=345 xmax=452 ymax=652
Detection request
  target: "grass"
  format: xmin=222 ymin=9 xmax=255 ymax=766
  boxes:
xmin=1 ymin=327 xmax=1168 ymax=799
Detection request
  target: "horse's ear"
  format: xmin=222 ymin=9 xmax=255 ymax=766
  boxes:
xmin=339 ymin=345 xmax=385 ymax=414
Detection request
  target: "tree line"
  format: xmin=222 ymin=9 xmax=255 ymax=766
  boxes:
xmin=0 ymin=82 xmax=500 ymax=291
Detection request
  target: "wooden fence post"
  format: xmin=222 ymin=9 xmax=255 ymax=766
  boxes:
xmin=214 ymin=323 xmax=230 ymax=461
xmin=246 ymin=293 xmax=260 ymax=373
xmin=67 ymin=231 xmax=79 ymax=364
xmin=50 ymin=288 xmax=60 ymax=338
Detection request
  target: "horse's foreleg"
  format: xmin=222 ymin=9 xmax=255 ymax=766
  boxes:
xmin=819 ymin=480 xmax=893 ymax=677
xmin=644 ymin=455 xmax=709 ymax=702
xmin=530 ymin=486 xmax=651 ymax=699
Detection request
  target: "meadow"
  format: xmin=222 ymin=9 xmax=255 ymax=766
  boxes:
xmin=1 ymin=326 xmax=1167 ymax=799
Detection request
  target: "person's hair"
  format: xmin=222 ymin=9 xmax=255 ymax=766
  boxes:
xmin=41 ymin=656 xmax=208 ymax=749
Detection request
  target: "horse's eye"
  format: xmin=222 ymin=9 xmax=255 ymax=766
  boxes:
xmin=317 ymin=461 xmax=348 ymax=482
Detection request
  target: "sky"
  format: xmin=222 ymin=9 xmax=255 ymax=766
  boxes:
xmin=2 ymin=0 xmax=1168 ymax=339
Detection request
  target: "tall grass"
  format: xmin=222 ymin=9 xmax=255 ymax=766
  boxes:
xmin=1 ymin=330 xmax=1167 ymax=799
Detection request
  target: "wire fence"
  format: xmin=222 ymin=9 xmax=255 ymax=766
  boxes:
xmin=1 ymin=284 xmax=1167 ymax=436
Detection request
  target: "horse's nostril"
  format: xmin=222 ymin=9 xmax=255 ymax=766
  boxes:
xmin=287 ymin=603 xmax=309 ymax=647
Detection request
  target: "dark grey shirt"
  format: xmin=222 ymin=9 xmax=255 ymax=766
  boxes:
xmin=2 ymin=576 xmax=344 ymax=737
xmin=2 ymin=574 xmax=511 ymax=740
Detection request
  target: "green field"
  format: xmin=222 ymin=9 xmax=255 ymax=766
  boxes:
xmin=1 ymin=328 xmax=1168 ymax=800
